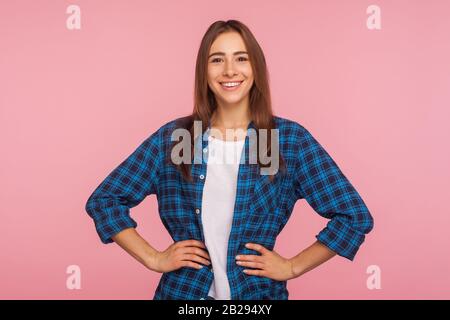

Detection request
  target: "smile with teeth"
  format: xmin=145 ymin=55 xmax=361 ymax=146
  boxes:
xmin=220 ymin=81 xmax=243 ymax=90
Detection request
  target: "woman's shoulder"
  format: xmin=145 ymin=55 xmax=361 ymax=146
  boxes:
xmin=273 ymin=115 xmax=310 ymax=139
xmin=151 ymin=115 xmax=192 ymax=136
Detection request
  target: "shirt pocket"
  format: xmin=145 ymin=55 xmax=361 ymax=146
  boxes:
xmin=242 ymin=173 xmax=285 ymax=247
xmin=251 ymin=171 xmax=284 ymax=212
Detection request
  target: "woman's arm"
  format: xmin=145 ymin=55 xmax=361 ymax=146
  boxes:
xmin=111 ymin=228 xmax=160 ymax=271
xmin=85 ymin=130 xmax=162 ymax=244
xmin=237 ymin=240 xmax=336 ymax=281
xmin=112 ymin=228 xmax=212 ymax=273
xmin=289 ymin=240 xmax=337 ymax=278
xmin=85 ymin=126 xmax=211 ymax=273
xmin=294 ymin=124 xmax=374 ymax=261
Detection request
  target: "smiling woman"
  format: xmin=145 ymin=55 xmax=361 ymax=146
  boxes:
xmin=207 ymin=35 xmax=253 ymax=97
xmin=85 ymin=19 xmax=373 ymax=301
xmin=178 ymin=20 xmax=285 ymax=182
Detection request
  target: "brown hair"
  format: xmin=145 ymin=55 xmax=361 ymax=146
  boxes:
xmin=172 ymin=19 xmax=286 ymax=182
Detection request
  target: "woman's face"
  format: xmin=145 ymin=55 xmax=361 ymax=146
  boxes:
xmin=207 ymin=31 xmax=254 ymax=108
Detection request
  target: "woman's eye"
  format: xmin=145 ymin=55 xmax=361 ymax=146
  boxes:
xmin=210 ymin=57 xmax=248 ymax=63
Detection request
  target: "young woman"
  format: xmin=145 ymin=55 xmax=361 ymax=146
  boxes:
xmin=85 ymin=20 xmax=374 ymax=300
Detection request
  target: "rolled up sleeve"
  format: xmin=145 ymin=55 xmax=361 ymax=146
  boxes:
xmin=85 ymin=129 xmax=162 ymax=244
xmin=294 ymin=125 xmax=374 ymax=260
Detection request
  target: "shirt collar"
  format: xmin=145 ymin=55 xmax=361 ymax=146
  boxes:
xmin=206 ymin=118 xmax=256 ymax=133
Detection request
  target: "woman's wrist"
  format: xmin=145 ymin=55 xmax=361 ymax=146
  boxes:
xmin=144 ymin=250 xmax=161 ymax=272
xmin=288 ymin=257 xmax=304 ymax=279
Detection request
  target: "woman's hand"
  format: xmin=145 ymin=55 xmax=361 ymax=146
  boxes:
xmin=236 ymin=243 xmax=296 ymax=281
xmin=150 ymin=240 xmax=211 ymax=273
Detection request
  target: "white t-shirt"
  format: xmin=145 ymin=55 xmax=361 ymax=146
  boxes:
xmin=201 ymin=135 xmax=246 ymax=300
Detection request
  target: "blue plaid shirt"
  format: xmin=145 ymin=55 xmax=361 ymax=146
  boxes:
xmin=85 ymin=115 xmax=373 ymax=300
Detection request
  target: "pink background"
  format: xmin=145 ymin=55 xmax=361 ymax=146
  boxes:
xmin=1 ymin=0 xmax=449 ymax=299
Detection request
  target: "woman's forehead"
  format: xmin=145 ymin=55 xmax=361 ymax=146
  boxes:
xmin=209 ymin=32 xmax=247 ymax=53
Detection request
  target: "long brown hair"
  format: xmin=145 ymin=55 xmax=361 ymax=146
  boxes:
xmin=172 ymin=19 xmax=286 ymax=182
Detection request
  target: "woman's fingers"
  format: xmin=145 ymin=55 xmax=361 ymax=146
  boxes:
xmin=236 ymin=254 xmax=263 ymax=262
xmin=190 ymin=247 xmax=211 ymax=260
xmin=181 ymin=260 xmax=204 ymax=270
xmin=236 ymin=260 xmax=264 ymax=269
xmin=178 ymin=239 xmax=207 ymax=249
xmin=171 ymin=240 xmax=213 ymax=270
xmin=182 ymin=253 xmax=211 ymax=266
xmin=178 ymin=245 xmax=211 ymax=261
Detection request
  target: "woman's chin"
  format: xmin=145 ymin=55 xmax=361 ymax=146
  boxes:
xmin=217 ymin=95 xmax=247 ymax=106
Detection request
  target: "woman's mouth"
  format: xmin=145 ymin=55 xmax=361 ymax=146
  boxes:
xmin=219 ymin=81 xmax=243 ymax=91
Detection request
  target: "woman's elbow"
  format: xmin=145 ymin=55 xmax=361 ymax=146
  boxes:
xmin=85 ymin=192 xmax=104 ymax=219
xmin=358 ymin=207 xmax=374 ymax=235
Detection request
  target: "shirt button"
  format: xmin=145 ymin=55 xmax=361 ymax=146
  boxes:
xmin=195 ymin=208 xmax=200 ymax=214
xmin=210 ymin=268 xmax=214 ymax=273
xmin=200 ymin=298 xmax=205 ymax=300
xmin=203 ymin=148 xmax=208 ymax=153
xmin=199 ymin=174 xmax=205 ymax=180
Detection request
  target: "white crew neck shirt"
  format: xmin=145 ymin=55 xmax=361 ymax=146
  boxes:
xmin=201 ymin=135 xmax=246 ymax=300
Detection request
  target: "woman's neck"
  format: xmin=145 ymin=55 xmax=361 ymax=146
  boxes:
xmin=210 ymin=102 xmax=251 ymax=141
xmin=211 ymin=101 xmax=251 ymax=129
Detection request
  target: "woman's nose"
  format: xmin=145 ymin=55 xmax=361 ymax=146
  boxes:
xmin=223 ymin=61 xmax=237 ymax=76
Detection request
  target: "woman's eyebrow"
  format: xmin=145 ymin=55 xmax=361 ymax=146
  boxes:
xmin=208 ymin=51 xmax=248 ymax=58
